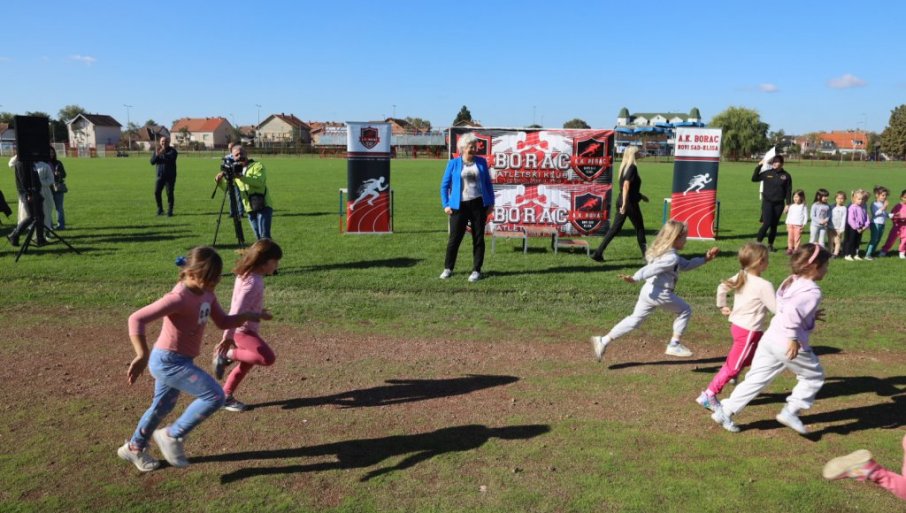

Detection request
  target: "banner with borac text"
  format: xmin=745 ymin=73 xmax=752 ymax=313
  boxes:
xmin=346 ymin=122 xmax=391 ymax=233
xmin=448 ymin=128 xmax=614 ymax=236
xmin=670 ymin=127 xmax=721 ymax=239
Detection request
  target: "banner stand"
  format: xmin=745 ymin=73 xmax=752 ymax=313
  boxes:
xmin=346 ymin=122 xmax=392 ymax=234
xmin=670 ymin=128 xmax=722 ymax=239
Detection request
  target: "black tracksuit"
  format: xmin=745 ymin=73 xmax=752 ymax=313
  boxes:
xmin=752 ymin=164 xmax=792 ymax=246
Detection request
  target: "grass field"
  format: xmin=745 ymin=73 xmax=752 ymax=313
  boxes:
xmin=1 ymin=155 xmax=905 ymax=512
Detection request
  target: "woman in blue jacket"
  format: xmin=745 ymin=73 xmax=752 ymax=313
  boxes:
xmin=440 ymin=133 xmax=495 ymax=282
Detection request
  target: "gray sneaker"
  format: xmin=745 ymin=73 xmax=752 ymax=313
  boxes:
xmin=153 ymin=427 xmax=189 ymax=468
xmin=711 ymin=407 xmax=740 ymax=432
xmin=223 ymin=395 xmax=248 ymax=412
xmin=776 ymin=407 xmax=807 ymax=434
xmin=117 ymin=442 xmax=160 ymax=472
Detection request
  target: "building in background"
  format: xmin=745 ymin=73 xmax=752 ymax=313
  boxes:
xmin=170 ymin=117 xmax=233 ymax=149
xmin=67 ymin=113 xmax=122 ymax=149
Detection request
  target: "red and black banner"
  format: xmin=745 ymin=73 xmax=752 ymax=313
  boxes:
xmin=347 ymin=122 xmax=391 ymax=233
xmin=671 ymin=128 xmax=721 ymax=239
xmin=448 ymin=127 xmax=614 ymax=235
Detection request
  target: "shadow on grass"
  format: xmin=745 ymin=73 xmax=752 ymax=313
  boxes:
xmin=62 ymin=230 xmax=195 ymax=244
xmin=280 ymin=257 xmax=422 ymax=273
xmin=738 ymin=395 xmax=906 ymax=440
xmin=251 ymin=374 xmax=519 ymax=410
xmin=690 ymin=346 xmax=843 ymax=376
xmin=278 ymin=211 xmax=333 ymax=218
xmin=484 ymin=264 xmax=628 ymax=276
xmin=193 ymin=423 xmax=550 ymax=483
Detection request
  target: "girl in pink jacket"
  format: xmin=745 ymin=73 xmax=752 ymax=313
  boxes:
xmin=214 ymin=239 xmax=283 ymax=412
xmin=710 ymin=243 xmax=829 ymax=435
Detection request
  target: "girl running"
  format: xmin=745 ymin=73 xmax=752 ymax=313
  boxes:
xmin=591 ymin=220 xmax=719 ymax=361
xmin=696 ymin=242 xmax=776 ymax=412
xmin=214 ymin=238 xmax=283 ymax=412
xmin=118 ymin=247 xmax=270 ymax=471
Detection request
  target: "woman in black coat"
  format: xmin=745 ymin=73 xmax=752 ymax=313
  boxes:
xmin=591 ymin=146 xmax=647 ymax=261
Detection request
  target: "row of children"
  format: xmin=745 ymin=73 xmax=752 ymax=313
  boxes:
xmin=589 ymin=220 xmax=905 ymax=500
xmin=786 ymin=186 xmax=906 ymax=260
xmin=117 ymin=239 xmax=283 ymax=471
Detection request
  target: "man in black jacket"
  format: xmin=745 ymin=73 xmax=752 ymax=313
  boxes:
xmin=752 ymin=154 xmax=792 ymax=251
xmin=150 ymin=136 xmax=178 ymax=216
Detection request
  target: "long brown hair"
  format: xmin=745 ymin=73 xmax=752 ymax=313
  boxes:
xmin=179 ymin=246 xmax=223 ymax=289
xmin=723 ymin=242 xmax=768 ymax=291
xmin=779 ymin=243 xmax=830 ymax=291
xmin=233 ymin=238 xmax=283 ymax=277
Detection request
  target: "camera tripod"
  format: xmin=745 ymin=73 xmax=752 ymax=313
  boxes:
xmin=14 ymin=191 xmax=80 ymax=262
xmin=211 ymin=174 xmax=246 ymax=248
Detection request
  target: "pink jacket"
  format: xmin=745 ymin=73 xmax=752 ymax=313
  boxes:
xmin=763 ymin=276 xmax=822 ymax=351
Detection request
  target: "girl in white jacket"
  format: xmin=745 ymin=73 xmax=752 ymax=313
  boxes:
xmin=785 ymin=189 xmax=808 ymax=255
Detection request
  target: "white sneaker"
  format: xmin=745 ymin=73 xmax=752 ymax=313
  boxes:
xmin=776 ymin=406 xmax=808 ymax=434
xmin=843 ymin=255 xmax=854 ymax=261
xmin=854 ymin=255 xmax=863 ymax=261
xmin=864 ymin=255 xmax=874 ymax=261
xmin=823 ymin=449 xmax=876 ymax=480
xmin=900 ymin=252 xmax=906 ymax=259
xmin=711 ymin=407 xmax=739 ymax=432
xmin=665 ymin=343 xmax=693 ymax=357
xmin=117 ymin=442 xmax=160 ymax=472
xmin=696 ymin=391 xmax=721 ymax=412
xmin=590 ymin=336 xmax=609 ymax=362
xmin=439 ymin=269 xmax=452 ymax=279
xmin=153 ymin=427 xmax=189 ymax=468
xmin=468 ymin=271 xmax=481 ymax=283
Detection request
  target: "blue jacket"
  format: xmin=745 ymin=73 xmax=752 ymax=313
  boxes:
xmin=440 ymin=156 xmax=495 ymax=210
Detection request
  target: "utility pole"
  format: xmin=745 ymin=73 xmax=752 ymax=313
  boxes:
xmin=123 ymin=104 xmax=133 ymax=149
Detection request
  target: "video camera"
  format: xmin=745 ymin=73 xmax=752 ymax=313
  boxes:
xmin=220 ymin=157 xmax=243 ymax=180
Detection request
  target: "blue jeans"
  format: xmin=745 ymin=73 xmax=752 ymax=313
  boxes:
xmin=248 ymin=206 xmax=272 ymax=240
xmin=129 ymin=349 xmax=224 ymax=448
xmin=52 ymin=191 xmax=65 ymax=228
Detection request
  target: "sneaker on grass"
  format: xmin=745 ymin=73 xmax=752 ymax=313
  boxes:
xmin=468 ymin=271 xmax=481 ymax=283
xmin=711 ymin=407 xmax=740 ymax=433
xmin=153 ymin=427 xmax=189 ymax=468
xmin=590 ymin=336 xmax=609 ymax=362
xmin=696 ymin=391 xmax=721 ymax=412
xmin=665 ymin=342 xmax=693 ymax=357
xmin=117 ymin=442 xmax=160 ymax=472
xmin=823 ymin=450 xmax=877 ymax=480
xmin=212 ymin=352 xmax=233 ymax=380
xmin=776 ymin=406 xmax=808 ymax=435
xmin=223 ymin=395 xmax=248 ymax=412
xmin=439 ymin=269 xmax=452 ymax=279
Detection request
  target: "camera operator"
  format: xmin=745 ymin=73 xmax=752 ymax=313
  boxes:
xmin=5 ymin=154 xmax=47 ymax=246
xmin=150 ymin=136 xmax=178 ymax=216
xmin=215 ymin=145 xmax=272 ymax=240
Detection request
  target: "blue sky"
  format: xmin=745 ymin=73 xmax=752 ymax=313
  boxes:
xmin=2 ymin=1 xmax=903 ymax=134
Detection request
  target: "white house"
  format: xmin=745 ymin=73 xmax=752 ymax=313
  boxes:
xmin=67 ymin=113 xmax=122 ymax=149
xmin=616 ymin=107 xmax=702 ymax=127
xmin=257 ymin=113 xmax=311 ymax=146
xmin=170 ymin=117 xmax=233 ymax=149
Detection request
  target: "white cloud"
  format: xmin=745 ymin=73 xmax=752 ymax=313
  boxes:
xmin=758 ymin=83 xmax=779 ymax=93
xmin=828 ymin=74 xmax=866 ymax=89
xmin=69 ymin=54 xmax=97 ymax=65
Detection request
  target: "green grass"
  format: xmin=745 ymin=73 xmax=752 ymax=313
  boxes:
xmin=1 ymin=155 xmax=905 ymax=512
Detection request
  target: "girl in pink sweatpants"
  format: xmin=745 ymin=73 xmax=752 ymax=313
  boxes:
xmin=213 ymin=239 xmax=283 ymax=412
xmin=824 ymin=433 xmax=906 ymax=500
xmin=880 ymin=189 xmax=906 ymax=258
xmin=696 ymin=242 xmax=776 ymax=412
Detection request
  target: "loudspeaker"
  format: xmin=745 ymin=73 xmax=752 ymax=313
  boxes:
xmin=14 ymin=115 xmax=51 ymax=161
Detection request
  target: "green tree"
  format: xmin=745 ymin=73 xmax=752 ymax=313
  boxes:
xmin=563 ymin=118 xmax=590 ymax=129
xmin=866 ymin=131 xmax=881 ymax=158
xmin=0 ymin=112 xmax=14 ymax=124
xmin=769 ymin=129 xmax=786 ymax=150
xmin=708 ymin=106 xmax=769 ymax=160
xmin=144 ymin=119 xmax=158 ymax=127
xmin=452 ymin=105 xmax=473 ymax=126
xmin=880 ymin=104 xmax=906 ymax=159
xmin=57 ymin=104 xmax=86 ymax=123
xmin=526 ymin=124 xmax=542 ymax=129
xmin=404 ymin=117 xmax=432 ymax=132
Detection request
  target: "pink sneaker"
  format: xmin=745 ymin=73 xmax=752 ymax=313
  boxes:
xmin=823 ymin=450 xmax=877 ymax=480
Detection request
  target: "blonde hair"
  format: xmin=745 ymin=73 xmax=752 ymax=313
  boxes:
xmin=645 ymin=220 xmax=687 ymax=262
xmin=233 ymin=238 xmax=283 ymax=277
xmin=852 ymin=188 xmax=868 ymax=203
xmin=179 ymin=246 xmax=223 ymax=289
xmin=723 ymin=242 xmax=769 ymax=291
xmin=456 ymin=133 xmax=477 ymax=154
xmin=618 ymin=146 xmax=639 ymax=182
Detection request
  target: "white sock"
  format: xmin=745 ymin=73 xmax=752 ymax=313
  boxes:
xmin=226 ymin=349 xmax=235 ymax=360
xmin=601 ymin=335 xmax=612 ymax=346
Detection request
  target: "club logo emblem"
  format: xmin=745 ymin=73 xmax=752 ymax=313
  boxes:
xmin=572 ymin=135 xmax=612 ymax=182
xmin=570 ymin=192 xmax=605 ymax=234
xmin=359 ymin=127 xmax=380 ymax=149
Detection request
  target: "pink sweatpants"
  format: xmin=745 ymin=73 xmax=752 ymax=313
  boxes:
xmin=881 ymin=224 xmax=906 ymax=254
xmin=707 ymin=324 xmax=763 ymax=396
xmin=223 ymin=331 xmax=276 ymax=396
xmin=787 ymin=224 xmax=803 ymax=251
xmin=869 ymin=434 xmax=906 ymax=500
